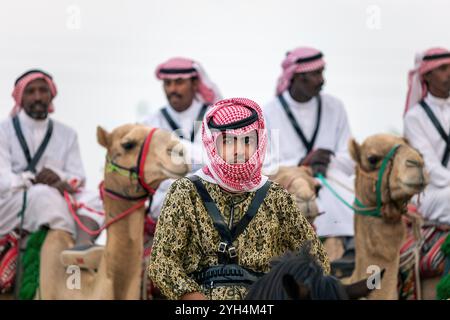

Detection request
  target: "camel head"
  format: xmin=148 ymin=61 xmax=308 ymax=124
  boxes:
xmin=270 ymin=166 xmax=320 ymax=224
xmin=349 ymin=134 xmax=428 ymax=222
xmin=97 ymin=124 xmax=190 ymax=198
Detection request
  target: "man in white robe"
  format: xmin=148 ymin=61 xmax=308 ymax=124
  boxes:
xmin=0 ymin=70 xmax=104 ymax=269
xmin=263 ymin=47 xmax=355 ymax=245
xmin=143 ymin=57 xmax=221 ymax=220
xmin=404 ymin=47 xmax=450 ymax=225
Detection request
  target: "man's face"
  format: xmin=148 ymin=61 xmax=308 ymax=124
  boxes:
xmin=424 ymin=63 xmax=450 ymax=98
xmin=216 ymin=130 xmax=258 ymax=164
xmin=163 ymin=78 xmax=198 ymax=112
xmin=22 ymin=78 xmax=52 ymax=120
xmin=290 ymin=67 xmax=325 ymax=100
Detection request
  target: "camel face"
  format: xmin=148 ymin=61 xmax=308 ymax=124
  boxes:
xmin=270 ymin=166 xmax=320 ymax=223
xmin=350 ymin=134 xmax=428 ymax=205
xmin=97 ymin=124 xmax=190 ymax=193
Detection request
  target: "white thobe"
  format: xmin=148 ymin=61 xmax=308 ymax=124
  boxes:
xmin=0 ymin=110 xmax=104 ymax=237
xmin=263 ymin=91 xmax=355 ymax=237
xmin=143 ymin=99 xmax=207 ymax=220
xmin=404 ymin=93 xmax=450 ymax=224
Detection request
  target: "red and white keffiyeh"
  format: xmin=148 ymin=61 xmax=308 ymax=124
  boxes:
xmin=276 ymin=47 xmax=326 ymax=95
xmin=404 ymin=47 xmax=450 ymax=115
xmin=10 ymin=70 xmax=57 ymax=116
xmin=196 ymin=98 xmax=268 ymax=193
xmin=155 ymin=57 xmax=221 ymax=104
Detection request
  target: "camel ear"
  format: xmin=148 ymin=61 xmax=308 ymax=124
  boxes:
xmin=348 ymin=138 xmax=361 ymax=164
xmin=282 ymin=274 xmax=310 ymax=300
xmin=97 ymin=126 xmax=110 ymax=148
xmin=344 ymin=268 xmax=385 ymax=300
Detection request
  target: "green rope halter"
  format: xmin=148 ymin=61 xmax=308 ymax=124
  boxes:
xmin=316 ymin=144 xmax=401 ymax=218
xmin=105 ymin=157 xmax=139 ymax=180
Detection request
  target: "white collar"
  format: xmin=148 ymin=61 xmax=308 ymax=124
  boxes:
xmin=425 ymin=93 xmax=450 ymax=108
xmin=18 ymin=109 xmax=50 ymax=130
xmin=166 ymin=99 xmax=203 ymax=120
xmin=283 ymin=90 xmax=317 ymax=109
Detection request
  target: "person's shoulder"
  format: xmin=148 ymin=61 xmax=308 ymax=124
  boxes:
xmin=320 ymin=93 xmax=346 ymax=111
xmin=168 ymin=176 xmax=197 ymax=194
xmin=142 ymin=106 xmax=165 ymax=126
xmin=0 ymin=116 xmax=13 ymax=129
xmin=266 ymin=180 xmax=293 ymax=200
xmin=51 ymin=118 xmax=78 ymax=138
xmin=404 ymin=104 xmax=425 ymax=123
xmin=0 ymin=116 xmax=14 ymax=139
xmin=263 ymin=95 xmax=281 ymax=112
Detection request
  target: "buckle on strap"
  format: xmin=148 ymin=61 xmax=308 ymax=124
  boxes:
xmin=218 ymin=242 xmax=227 ymax=253
xmin=218 ymin=243 xmax=238 ymax=259
xmin=228 ymin=246 xmax=237 ymax=258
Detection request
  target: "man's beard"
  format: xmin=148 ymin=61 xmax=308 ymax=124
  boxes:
xmin=25 ymin=102 xmax=49 ymax=120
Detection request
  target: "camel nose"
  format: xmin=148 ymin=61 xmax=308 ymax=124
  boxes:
xmin=405 ymin=159 xmax=423 ymax=168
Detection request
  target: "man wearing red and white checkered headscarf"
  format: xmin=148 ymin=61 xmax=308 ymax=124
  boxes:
xmin=195 ymin=98 xmax=268 ymax=192
xmin=10 ymin=69 xmax=58 ymax=117
xmin=154 ymin=57 xmax=221 ymax=106
xmin=144 ymin=57 xmax=222 ymax=220
xmin=404 ymin=47 xmax=450 ymax=225
xmin=263 ymin=47 xmax=356 ymax=241
xmin=148 ymin=97 xmax=330 ymax=300
xmin=0 ymin=70 xmax=105 ymax=278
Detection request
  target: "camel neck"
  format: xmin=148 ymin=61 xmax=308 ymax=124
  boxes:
xmin=99 ymin=196 xmax=145 ymax=298
xmin=354 ymin=168 xmax=377 ymax=207
xmin=102 ymin=197 xmax=145 ymax=251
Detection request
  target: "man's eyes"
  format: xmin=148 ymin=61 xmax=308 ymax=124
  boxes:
xmin=223 ymin=136 xmax=256 ymax=144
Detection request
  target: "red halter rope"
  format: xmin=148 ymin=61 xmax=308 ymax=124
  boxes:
xmin=64 ymin=128 xmax=158 ymax=236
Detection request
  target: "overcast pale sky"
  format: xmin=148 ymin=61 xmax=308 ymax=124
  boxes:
xmin=1 ymin=0 xmax=449 ymax=188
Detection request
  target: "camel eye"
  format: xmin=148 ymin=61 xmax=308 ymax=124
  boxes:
xmin=367 ymin=155 xmax=380 ymax=166
xmin=167 ymin=147 xmax=184 ymax=158
xmin=121 ymin=141 xmax=137 ymax=151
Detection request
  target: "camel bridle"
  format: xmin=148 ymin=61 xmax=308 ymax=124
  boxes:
xmin=316 ymin=144 xmax=402 ymax=218
xmin=104 ymin=127 xmax=158 ymax=199
xmin=353 ymin=144 xmax=402 ymax=218
xmin=64 ymin=128 xmax=159 ymax=235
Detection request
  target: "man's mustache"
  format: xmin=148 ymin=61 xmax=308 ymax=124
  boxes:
xmin=30 ymin=101 xmax=48 ymax=109
xmin=168 ymin=93 xmax=182 ymax=99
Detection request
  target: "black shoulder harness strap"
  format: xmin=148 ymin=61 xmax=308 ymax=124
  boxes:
xmin=277 ymin=94 xmax=322 ymax=153
xmin=188 ymin=175 xmax=271 ymax=263
xmin=160 ymin=103 xmax=208 ymax=142
xmin=12 ymin=115 xmax=54 ymax=173
xmin=419 ymin=100 xmax=450 ymax=166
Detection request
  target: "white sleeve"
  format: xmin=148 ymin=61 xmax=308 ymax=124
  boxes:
xmin=57 ymin=133 xmax=86 ymax=188
xmin=0 ymin=125 xmax=34 ymax=195
xmin=330 ymin=101 xmax=355 ymax=176
xmin=142 ymin=111 xmax=162 ymax=128
xmin=404 ymin=112 xmax=450 ymax=188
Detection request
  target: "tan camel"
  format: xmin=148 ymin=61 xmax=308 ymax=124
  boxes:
xmin=348 ymin=134 xmax=427 ymax=300
xmin=269 ymin=166 xmax=348 ymax=261
xmin=35 ymin=124 xmax=190 ymax=299
xmin=269 ymin=166 xmax=320 ymax=224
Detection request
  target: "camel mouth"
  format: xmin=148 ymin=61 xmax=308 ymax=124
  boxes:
xmin=296 ymin=198 xmax=320 ymax=220
xmin=399 ymin=181 xmax=426 ymax=192
xmin=159 ymin=165 xmax=189 ymax=179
